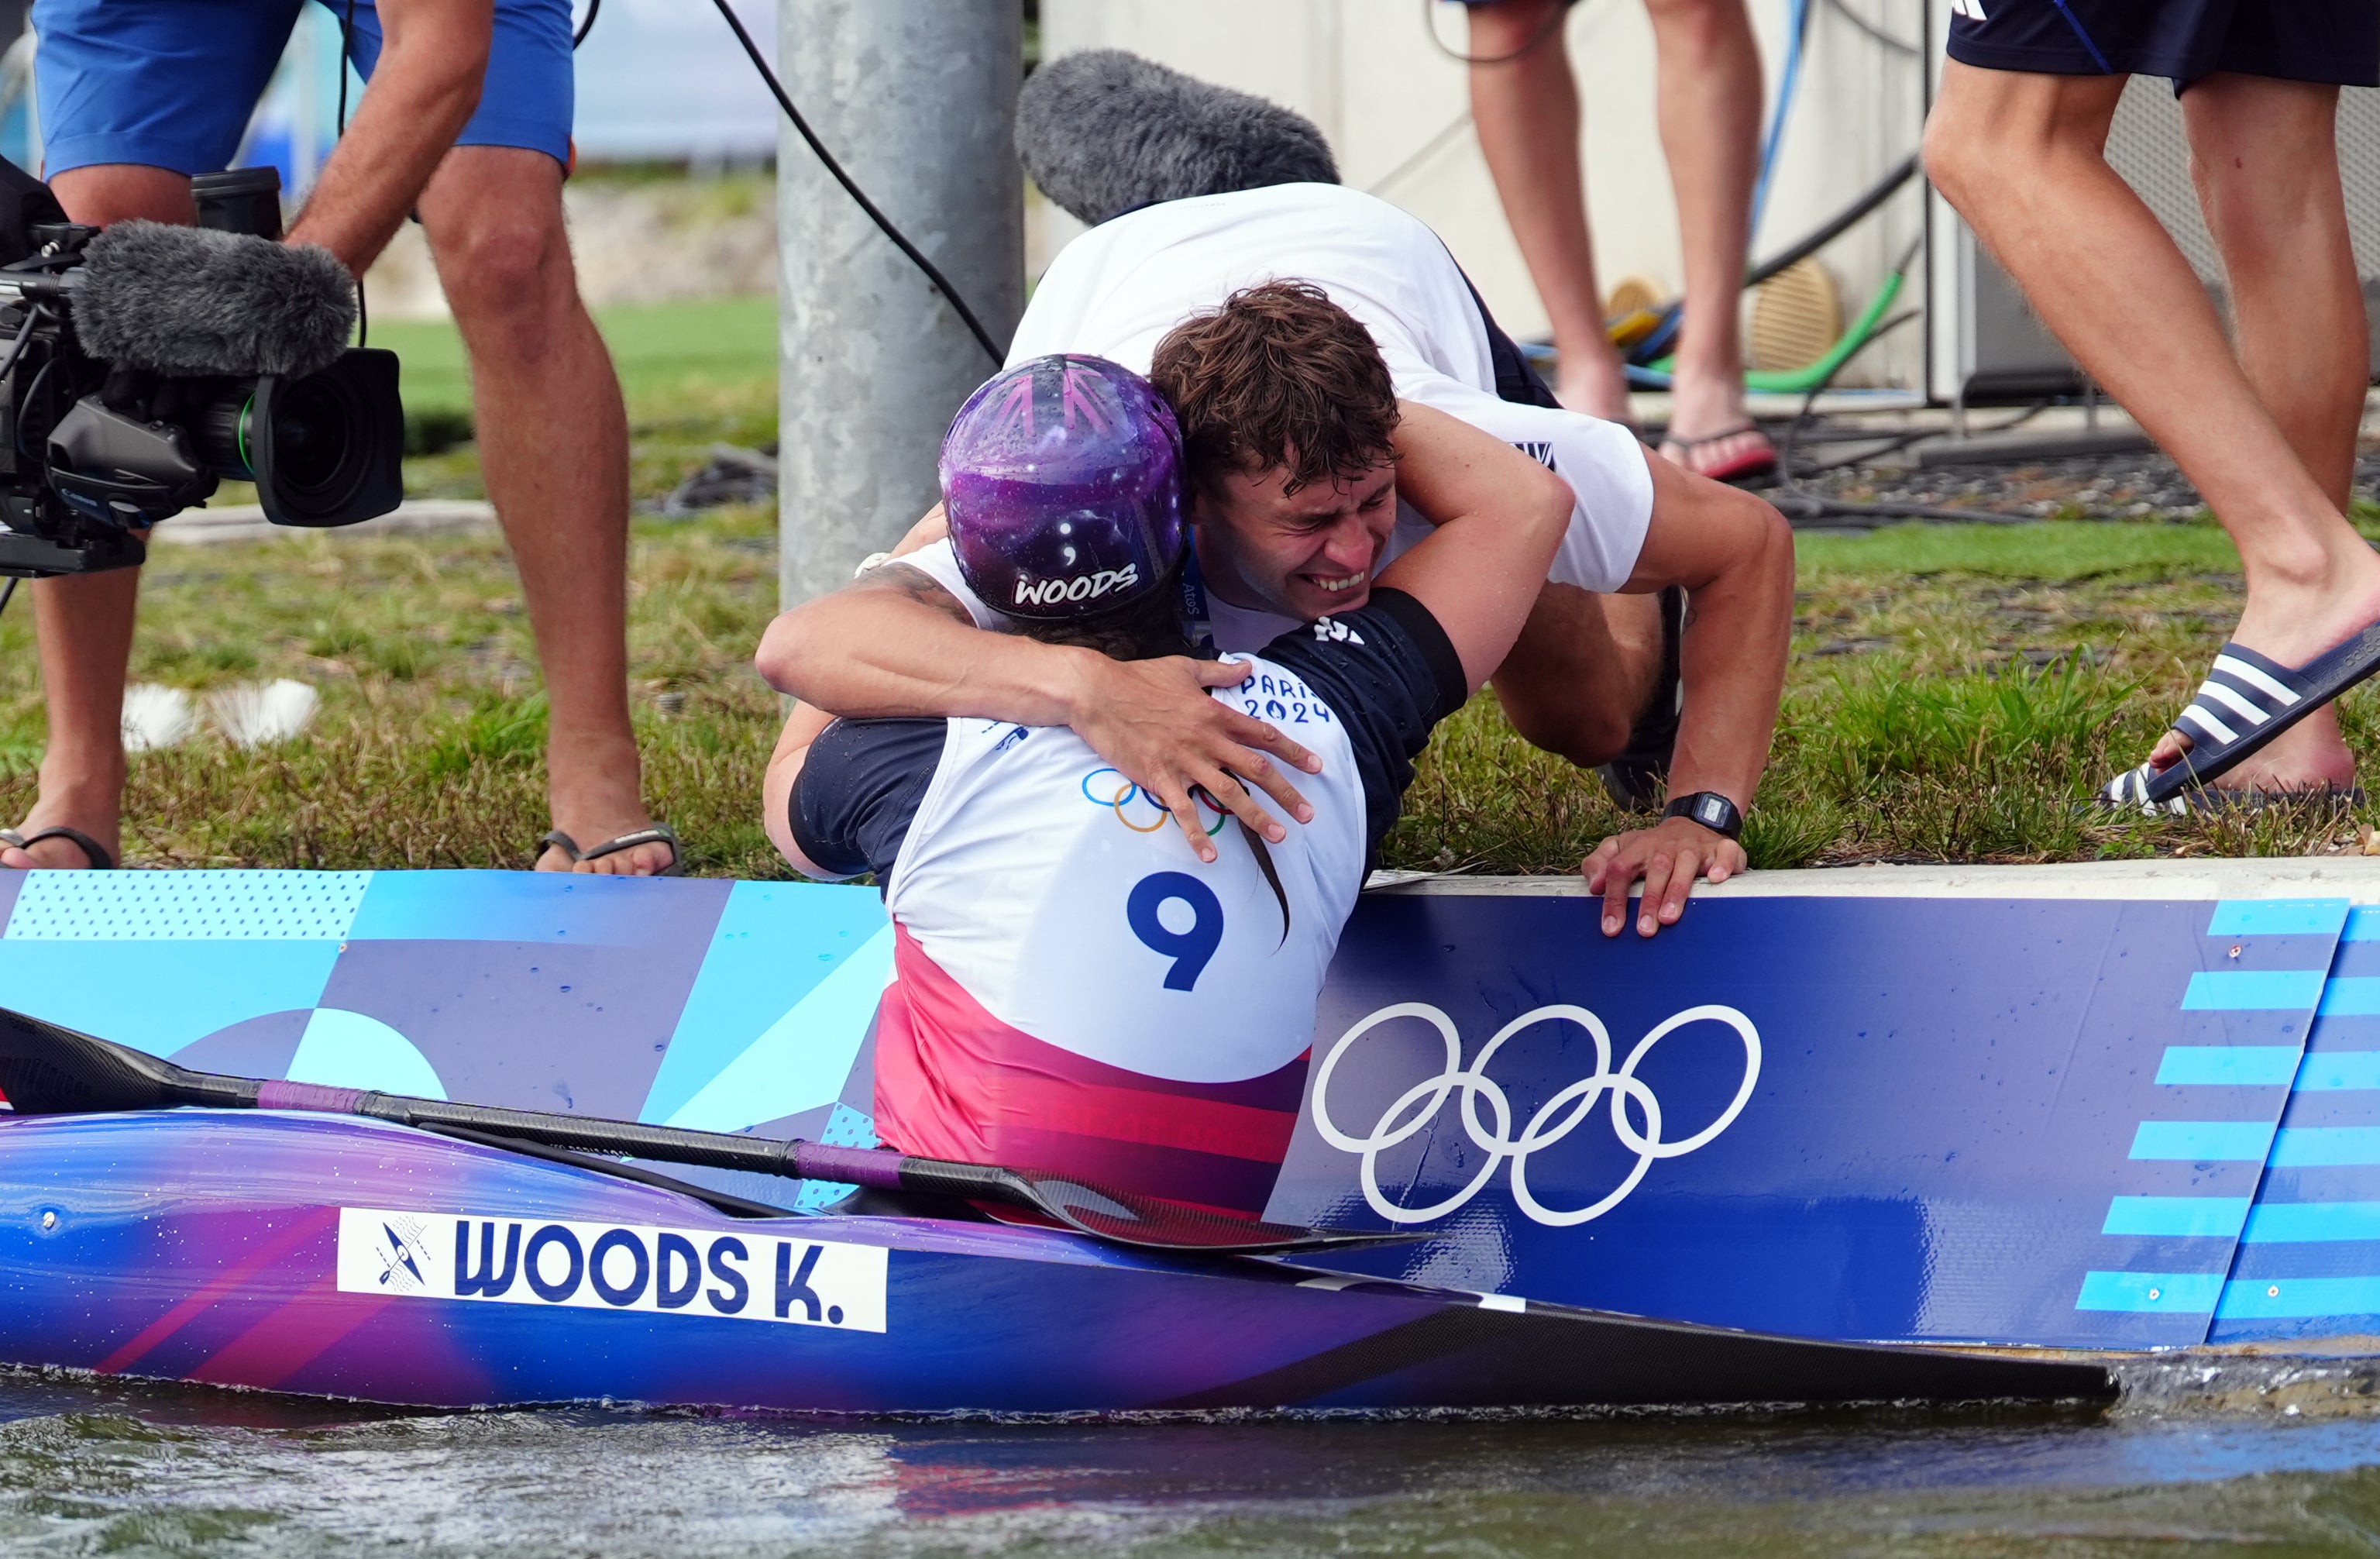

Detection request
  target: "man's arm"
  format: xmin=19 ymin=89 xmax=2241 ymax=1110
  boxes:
xmin=1372 ymin=403 xmax=1576 ymax=689
xmin=1583 ymin=456 xmax=1794 ymax=938
xmin=754 ymin=562 xmax=1321 ymax=866
xmin=284 ymin=0 xmax=494 ymax=274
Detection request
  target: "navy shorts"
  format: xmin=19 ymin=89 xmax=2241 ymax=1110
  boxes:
xmin=31 ymin=0 xmax=574 ymax=179
xmin=1946 ymin=0 xmax=2379 ymax=89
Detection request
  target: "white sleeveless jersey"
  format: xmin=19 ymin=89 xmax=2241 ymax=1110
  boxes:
xmin=882 ymin=656 xmax=1368 ymax=1085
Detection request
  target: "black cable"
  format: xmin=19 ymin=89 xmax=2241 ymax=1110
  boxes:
xmin=1823 ymin=0 xmax=1920 ymax=56
xmin=1422 ymin=0 xmax=1577 ymax=65
xmin=1791 ymin=401 xmax=2048 ymax=473
xmin=1622 ymin=154 xmax=1920 ymax=370
xmin=710 ymin=0 xmax=1003 ymax=366
xmin=335 ymin=0 xmax=366 ymax=347
xmin=1773 ymin=306 xmax=1919 ymax=478
xmin=0 ymin=576 xmax=15 ymax=621
xmin=572 ymin=0 xmax=600 ymax=49
xmin=1747 ymin=154 xmax=1920 ymax=288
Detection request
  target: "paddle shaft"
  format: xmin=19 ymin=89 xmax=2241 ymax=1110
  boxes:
xmin=247 ymin=1079 xmax=1009 ymax=1202
xmin=0 ymin=1004 xmax=1397 ymax=1255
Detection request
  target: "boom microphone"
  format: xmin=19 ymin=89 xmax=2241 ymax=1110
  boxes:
xmin=1015 ymin=50 xmax=1340 ymax=229
xmin=71 ymin=221 xmax=357 ymax=380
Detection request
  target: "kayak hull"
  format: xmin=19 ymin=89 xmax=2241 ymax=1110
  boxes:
xmin=0 ymin=1110 xmax=2103 ymax=1413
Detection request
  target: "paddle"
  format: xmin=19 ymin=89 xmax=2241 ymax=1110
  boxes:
xmin=0 ymin=1006 xmax=1398 ymax=1258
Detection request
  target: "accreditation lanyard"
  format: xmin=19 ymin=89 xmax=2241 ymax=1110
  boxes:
xmin=1177 ymin=542 xmax=1216 ymax=657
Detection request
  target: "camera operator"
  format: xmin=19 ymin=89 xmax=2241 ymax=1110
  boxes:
xmin=2 ymin=0 xmax=671 ymax=876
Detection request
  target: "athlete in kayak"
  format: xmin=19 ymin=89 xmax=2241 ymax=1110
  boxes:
xmin=758 ymin=339 xmax=1572 ymax=1215
xmin=770 ymin=53 xmax=1793 ymax=932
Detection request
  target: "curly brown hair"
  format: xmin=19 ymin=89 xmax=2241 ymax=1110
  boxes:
xmin=1148 ymin=280 xmax=1399 ymax=498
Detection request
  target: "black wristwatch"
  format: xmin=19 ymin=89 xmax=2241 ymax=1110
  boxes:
xmin=1663 ymin=791 xmax=1744 ymax=841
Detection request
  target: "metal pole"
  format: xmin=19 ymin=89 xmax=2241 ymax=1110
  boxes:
xmin=776 ymin=0 xmax=1023 ymax=608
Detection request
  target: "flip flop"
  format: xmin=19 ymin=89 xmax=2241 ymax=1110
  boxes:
xmin=2100 ymin=628 xmax=2380 ymax=809
xmin=0 ymin=826 xmax=115 ymax=870
xmin=1596 ymin=585 xmax=1686 ymax=813
xmin=2095 ymin=783 xmax=2365 ymax=818
xmin=536 ymin=824 xmax=685 ymax=877
xmin=1659 ymin=422 xmax=1777 ymax=484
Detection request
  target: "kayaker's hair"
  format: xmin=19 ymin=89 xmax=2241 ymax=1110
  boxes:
xmin=1009 ymin=563 xmax=1190 ymax=662
xmin=1150 ymin=281 xmax=1399 ymax=501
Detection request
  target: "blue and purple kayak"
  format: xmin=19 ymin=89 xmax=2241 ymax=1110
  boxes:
xmin=0 ymin=858 xmax=2371 ymax=1412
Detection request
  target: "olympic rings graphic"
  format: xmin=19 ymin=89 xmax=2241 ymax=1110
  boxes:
xmin=1081 ymin=768 xmax=1229 ymax=837
xmin=1310 ymin=1000 xmax=1760 ymax=1227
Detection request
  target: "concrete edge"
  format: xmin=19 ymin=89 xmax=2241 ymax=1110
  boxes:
xmin=1365 ymin=857 xmax=2380 ymax=903
xmin=151 ymin=501 xmax=497 ymax=546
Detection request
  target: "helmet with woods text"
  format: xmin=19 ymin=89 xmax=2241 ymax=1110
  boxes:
xmin=939 ymin=353 xmax=1187 ymax=621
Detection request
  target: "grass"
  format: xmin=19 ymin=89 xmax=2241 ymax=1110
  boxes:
xmin=372 ymin=294 xmax=776 ymax=418
xmin=1384 ymin=519 xmax=2380 ymax=876
xmin=2 ymin=291 xmax=2371 ymax=875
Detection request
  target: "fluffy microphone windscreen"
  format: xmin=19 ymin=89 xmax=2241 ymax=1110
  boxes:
xmin=72 ymin=221 xmax=356 ymax=380
xmin=1016 ymin=50 xmax=1339 ymax=229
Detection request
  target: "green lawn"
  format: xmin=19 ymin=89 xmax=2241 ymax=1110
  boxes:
xmin=373 ymin=294 xmax=778 ymax=416
xmin=4 ymin=490 xmax=2368 ymax=874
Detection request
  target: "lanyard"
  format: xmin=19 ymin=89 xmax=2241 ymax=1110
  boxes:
xmin=1177 ymin=542 xmax=1216 ymax=657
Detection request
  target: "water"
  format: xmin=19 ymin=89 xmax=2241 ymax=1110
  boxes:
xmin=9 ymin=1358 xmax=2380 ymax=1556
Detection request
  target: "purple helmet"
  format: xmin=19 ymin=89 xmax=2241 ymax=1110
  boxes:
xmin=940 ymin=353 xmax=1187 ymax=621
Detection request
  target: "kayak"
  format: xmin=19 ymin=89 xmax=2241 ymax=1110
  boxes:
xmin=0 ymin=857 xmax=2370 ymax=1410
xmin=0 ymin=1106 xmax=2095 ymax=1412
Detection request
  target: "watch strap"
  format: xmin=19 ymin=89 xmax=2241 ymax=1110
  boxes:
xmin=1663 ymin=791 xmax=1744 ymax=840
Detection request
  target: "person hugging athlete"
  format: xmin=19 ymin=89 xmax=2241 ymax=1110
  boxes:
xmin=772 ymin=278 xmax=1789 ymax=939
xmin=756 ymin=338 xmax=1571 ymax=1218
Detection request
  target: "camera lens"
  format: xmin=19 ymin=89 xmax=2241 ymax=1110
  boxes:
xmin=246 ymin=348 xmax=404 ymax=528
xmin=268 ymin=376 xmax=353 ymax=499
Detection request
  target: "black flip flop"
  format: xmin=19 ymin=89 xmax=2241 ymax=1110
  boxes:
xmin=536 ymin=824 xmax=685 ymax=877
xmin=2093 ymin=783 xmax=2366 ymax=818
xmin=0 ymin=826 xmax=115 ymax=870
xmin=1595 ymin=585 xmax=1686 ymax=813
xmin=2102 ymin=628 xmax=2380 ymax=810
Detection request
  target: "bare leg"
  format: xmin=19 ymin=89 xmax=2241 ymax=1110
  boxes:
xmin=1643 ymin=0 xmax=1767 ymax=473
xmin=2186 ymin=76 xmax=2364 ymax=508
xmin=1 ymin=166 xmax=193 ymax=871
xmin=1467 ymin=0 xmax=1631 ymax=422
xmin=1926 ymin=62 xmax=2380 ymax=792
xmin=1491 ymin=586 xmax=1664 ymax=767
xmin=417 ymin=147 xmax=662 ymax=873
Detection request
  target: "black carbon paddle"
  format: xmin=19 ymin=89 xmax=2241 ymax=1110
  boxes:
xmin=0 ymin=1005 xmax=1397 ymax=1258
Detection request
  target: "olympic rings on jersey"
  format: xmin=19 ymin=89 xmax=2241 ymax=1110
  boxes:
xmin=1080 ymin=768 xmax=1230 ymax=837
xmin=1310 ymin=1000 xmax=1760 ymax=1227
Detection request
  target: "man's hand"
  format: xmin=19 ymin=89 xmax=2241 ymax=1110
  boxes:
xmin=1583 ymin=816 xmax=1746 ymax=938
xmin=1068 ymin=655 xmax=1322 ymax=863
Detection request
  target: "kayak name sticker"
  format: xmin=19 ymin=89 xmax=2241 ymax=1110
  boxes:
xmin=335 ymin=1207 xmax=889 ymax=1332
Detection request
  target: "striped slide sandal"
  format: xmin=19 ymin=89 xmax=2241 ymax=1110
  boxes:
xmin=2101 ymin=628 xmax=2380 ymax=812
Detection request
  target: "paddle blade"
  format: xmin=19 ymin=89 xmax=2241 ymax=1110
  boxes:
xmin=0 ymin=1006 xmax=239 ymax=1114
xmin=793 ymin=1141 xmax=1408 ymax=1256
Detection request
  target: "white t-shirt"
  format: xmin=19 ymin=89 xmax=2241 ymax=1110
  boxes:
xmin=908 ymin=181 xmax=1654 ymax=649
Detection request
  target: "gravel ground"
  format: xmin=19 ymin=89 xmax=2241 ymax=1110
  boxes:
xmin=1746 ymin=418 xmax=2380 ymax=525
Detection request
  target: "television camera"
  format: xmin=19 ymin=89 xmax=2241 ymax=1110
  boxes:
xmin=0 ymin=159 xmax=403 ymax=580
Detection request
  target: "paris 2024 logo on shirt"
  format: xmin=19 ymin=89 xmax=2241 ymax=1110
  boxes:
xmin=1311 ymin=1000 xmax=1761 ymax=1227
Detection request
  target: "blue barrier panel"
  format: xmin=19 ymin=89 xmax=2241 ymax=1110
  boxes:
xmin=1272 ymin=892 xmax=2340 ymax=1349
xmin=11 ymin=870 xmax=2370 ymax=1352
